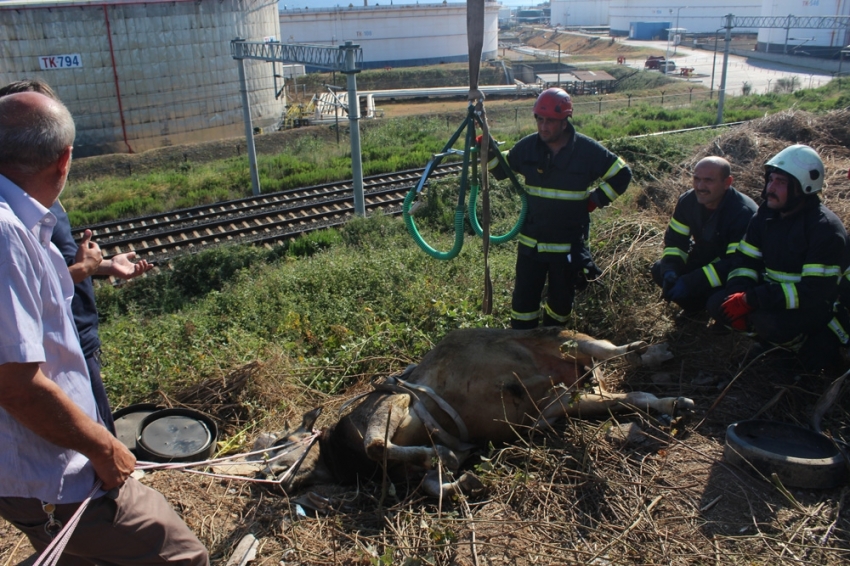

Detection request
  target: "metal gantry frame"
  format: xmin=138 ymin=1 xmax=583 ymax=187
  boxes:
xmin=231 ymin=39 xmax=367 ymax=216
xmin=714 ymin=14 xmax=850 ymax=125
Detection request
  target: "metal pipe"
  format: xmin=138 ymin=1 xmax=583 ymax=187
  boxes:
xmin=103 ymin=6 xmax=133 ymax=153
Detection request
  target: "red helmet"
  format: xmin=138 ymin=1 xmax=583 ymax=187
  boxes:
xmin=533 ymin=88 xmax=573 ymax=120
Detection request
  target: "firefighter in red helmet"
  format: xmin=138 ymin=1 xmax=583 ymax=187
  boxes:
xmin=486 ymin=87 xmax=632 ymax=328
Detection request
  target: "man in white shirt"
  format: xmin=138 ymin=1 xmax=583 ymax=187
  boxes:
xmin=0 ymin=92 xmax=207 ymax=565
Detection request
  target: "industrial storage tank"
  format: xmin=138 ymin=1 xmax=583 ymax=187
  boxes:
xmin=550 ymin=0 xmax=609 ymax=28
xmin=279 ymin=3 xmax=500 ymax=69
xmin=757 ymin=0 xmax=850 ymax=57
xmin=609 ymin=1 xmax=761 ymax=36
xmin=0 ymin=0 xmax=282 ymax=157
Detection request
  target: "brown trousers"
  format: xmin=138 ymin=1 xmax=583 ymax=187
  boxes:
xmin=0 ymin=478 xmax=208 ymax=566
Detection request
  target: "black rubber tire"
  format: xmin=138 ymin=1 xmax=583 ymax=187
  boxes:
xmin=724 ymin=420 xmax=849 ymax=489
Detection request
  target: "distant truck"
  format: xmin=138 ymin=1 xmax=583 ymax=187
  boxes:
xmin=644 ymin=56 xmax=675 ymax=73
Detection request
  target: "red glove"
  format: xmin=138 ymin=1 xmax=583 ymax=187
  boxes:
xmin=476 ymin=134 xmax=499 ymax=162
xmin=587 ymin=200 xmax=598 ymax=212
xmin=721 ymin=292 xmax=753 ymax=331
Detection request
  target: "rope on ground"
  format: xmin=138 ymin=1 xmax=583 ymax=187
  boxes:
xmin=31 ymin=432 xmax=320 ymax=564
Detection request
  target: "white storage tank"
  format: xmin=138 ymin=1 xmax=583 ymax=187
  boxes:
xmin=609 ymin=1 xmax=761 ymax=35
xmin=550 ymin=0 xmax=609 ymax=28
xmin=757 ymin=0 xmax=850 ymax=56
xmin=279 ymin=2 xmax=500 ymax=69
xmin=0 ymin=0 xmax=282 ymax=157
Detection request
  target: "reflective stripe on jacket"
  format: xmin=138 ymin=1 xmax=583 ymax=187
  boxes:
xmin=726 ymin=198 xmax=847 ymax=311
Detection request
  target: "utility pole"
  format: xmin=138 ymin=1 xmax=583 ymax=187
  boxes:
xmin=342 ymin=41 xmax=365 ymax=217
xmin=674 ymin=6 xmax=688 ymax=56
xmin=715 ymin=14 xmax=733 ymax=126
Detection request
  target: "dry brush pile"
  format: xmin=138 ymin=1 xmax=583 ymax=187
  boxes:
xmin=3 ymin=110 xmax=850 ymax=565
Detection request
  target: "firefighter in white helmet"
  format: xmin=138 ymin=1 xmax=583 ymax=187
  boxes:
xmin=707 ymin=145 xmax=849 ymax=371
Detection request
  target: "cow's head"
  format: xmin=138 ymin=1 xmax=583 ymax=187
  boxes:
xmin=261 ymin=407 xmax=334 ymax=491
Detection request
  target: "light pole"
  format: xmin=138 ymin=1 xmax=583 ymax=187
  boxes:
xmin=838 ymin=45 xmax=850 ymax=90
xmin=710 ymin=28 xmax=721 ymax=99
xmin=715 ymin=14 xmax=733 ymax=126
xmin=673 ymin=6 xmax=688 ymax=56
xmin=556 ymin=42 xmax=561 ymax=86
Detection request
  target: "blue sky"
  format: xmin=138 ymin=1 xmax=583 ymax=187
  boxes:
xmin=280 ymin=1 xmax=533 ymax=8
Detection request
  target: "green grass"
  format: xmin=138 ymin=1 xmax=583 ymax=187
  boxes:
xmin=96 ymin=215 xmax=516 ymax=403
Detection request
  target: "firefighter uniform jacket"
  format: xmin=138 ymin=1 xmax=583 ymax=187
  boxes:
xmin=492 ymin=122 xmax=631 ymax=262
xmin=727 ymin=197 xmax=847 ymax=314
xmin=658 ymin=187 xmax=757 ymax=297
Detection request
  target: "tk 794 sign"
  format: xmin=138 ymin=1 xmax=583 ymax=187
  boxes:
xmin=39 ymin=54 xmax=83 ymax=70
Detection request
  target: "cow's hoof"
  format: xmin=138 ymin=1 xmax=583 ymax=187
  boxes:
xmin=434 ymin=446 xmax=460 ymax=471
xmin=457 ymin=472 xmax=486 ymax=496
xmin=624 ymin=341 xmax=649 ymax=365
xmin=640 ymin=343 xmax=674 ymax=367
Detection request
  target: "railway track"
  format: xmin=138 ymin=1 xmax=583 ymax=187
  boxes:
xmin=76 ymin=162 xmax=461 ymax=265
xmin=76 ymin=121 xmax=745 ymax=270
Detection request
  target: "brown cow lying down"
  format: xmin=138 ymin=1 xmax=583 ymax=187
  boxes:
xmin=258 ymin=327 xmax=693 ymax=498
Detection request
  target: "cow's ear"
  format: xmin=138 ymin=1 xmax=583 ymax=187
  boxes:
xmin=300 ymin=407 xmax=323 ymax=431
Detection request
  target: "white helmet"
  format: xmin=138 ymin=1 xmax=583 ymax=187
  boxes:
xmin=764 ymin=144 xmax=825 ymax=195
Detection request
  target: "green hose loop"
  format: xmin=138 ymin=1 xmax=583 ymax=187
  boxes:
xmin=468 ymin=181 xmax=527 ymax=244
xmin=404 ymin=103 xmax=526 ymax=260
xmin=403 ymin=186 xmax=466 ymax=260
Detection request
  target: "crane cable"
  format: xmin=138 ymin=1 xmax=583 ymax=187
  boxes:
xmin=467 ymin=0 xmax=493 ymax=314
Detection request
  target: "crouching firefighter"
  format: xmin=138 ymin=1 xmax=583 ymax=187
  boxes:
xmin=707 ymin=145 xmax=848 ymax=371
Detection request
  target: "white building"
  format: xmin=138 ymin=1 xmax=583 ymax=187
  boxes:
xmin=757 ymin=0 xmax=850 ymax=56
xmin=279 ymin=2 xmax=500 ymax=69
xmin=550 ymin=0 xmax=609 ymax=28
xmin=608 ymin=2 xmax=761 ymax=35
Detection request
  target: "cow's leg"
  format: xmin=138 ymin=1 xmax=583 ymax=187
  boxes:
xmin=363 ymin=394 xmax=461 ymax=471
xmin=567 ymin=391 xmax=695 ymax=417
xmin=571 ymin=338 xmax=649 ymax=364
xmin=536 ymin=387 xmax=694 ymax=426
xmin=421 ymin=470 xmax=485 ymax=499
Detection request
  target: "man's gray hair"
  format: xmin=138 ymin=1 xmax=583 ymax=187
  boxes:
xmin=0 ymin=93 xmax=75 ymax=173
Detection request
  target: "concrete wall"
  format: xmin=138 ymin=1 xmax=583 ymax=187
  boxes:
xmin=279 ymin=3 xmax=500 ymax=69
xmin=0 ymin=0 xmax=282 ymax=156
